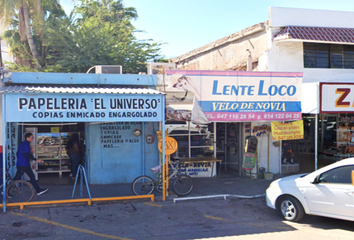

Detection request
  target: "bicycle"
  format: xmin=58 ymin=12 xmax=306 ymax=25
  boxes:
xmin=131 ymin=158 xmax=194 ymax=196
xmin=0 ymin=169 xmax=35 ymax=203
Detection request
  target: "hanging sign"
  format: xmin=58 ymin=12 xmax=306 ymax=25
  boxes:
xmin=271 ymin=120 xmax=304 ymax=141
xmin=167 ymin=70 xmax=302 ymax=122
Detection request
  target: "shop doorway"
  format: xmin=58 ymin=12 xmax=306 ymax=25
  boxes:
xmin=216 ymin=123 xmax=242 ymax=176
xmin=280 ymin=116 xmax=316 ymax=174
xmin=19 ymin=123 xmax=85 ymax=185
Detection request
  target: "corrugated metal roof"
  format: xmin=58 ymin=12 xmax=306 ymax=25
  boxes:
xmin=0 ymin=85 xmax=164 ymax=95
xmin=274 ymin=26 xmax=354 ymax=44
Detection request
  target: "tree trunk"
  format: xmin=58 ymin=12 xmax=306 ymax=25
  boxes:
xmin=18 ymin=6 xmax=26 ymax=43
xmin=22 ymin=0 xmax=40 ymax=68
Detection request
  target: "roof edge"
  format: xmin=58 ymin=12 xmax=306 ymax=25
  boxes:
xmin=2 ymin=72 xmax=158 ymax=87
xmin=0 ymin=85 xmax=165 ymax=95
xmin=170 ymin=21 xmax=268 ymax=63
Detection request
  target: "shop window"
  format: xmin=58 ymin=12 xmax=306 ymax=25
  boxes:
xmin=318 ymin=114 xmax=354 ymax=168
xmin=304 ymin=43 xmax=354 ymax=69
xmin=167 ymin=122 xmax=214 ymax=158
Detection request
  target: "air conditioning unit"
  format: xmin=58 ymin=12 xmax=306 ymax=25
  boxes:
xmin=95 ymin=65 xmax=122 ymax=74
xmin=147 ymin=62 xmax=175 ymax=75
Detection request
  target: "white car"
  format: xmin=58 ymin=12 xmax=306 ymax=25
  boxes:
xmin=266 ymin=158 xmax=354 ymax=222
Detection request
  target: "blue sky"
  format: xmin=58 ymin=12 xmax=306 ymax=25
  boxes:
xmin=62 ymin=0 xmax=354 ymax=59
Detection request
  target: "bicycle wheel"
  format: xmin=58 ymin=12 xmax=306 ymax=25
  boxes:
xmin=173 ymin=175 xmax=194 ymax=196
xmin=131 ymin=176 xmax=155 ymax=195
xmin=6 ymin=180 xmax=35 ymax=203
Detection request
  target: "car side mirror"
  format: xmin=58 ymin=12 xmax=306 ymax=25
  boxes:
xmin=311 ymin=175 xmax=320 ymax=184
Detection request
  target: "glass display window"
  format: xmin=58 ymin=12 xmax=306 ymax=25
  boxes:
xmin=318 ymin=114 xmax=354 ymax=168
xmin=166 ymin=121 xmax=214 ymax=159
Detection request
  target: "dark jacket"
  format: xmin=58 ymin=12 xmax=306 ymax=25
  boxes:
xmin=17 ymin=140 xmax=36 ymax=167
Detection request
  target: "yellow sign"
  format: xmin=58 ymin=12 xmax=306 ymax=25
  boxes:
xmin=271 ymin=120 xmax=304 ymax=141
xmin=51 ymin=127 xmax=59 ymax=133
xmin=156 ymin=130 xmax=168 ymax=142
xmin=158 ymin=137 xmax=178 ymax=155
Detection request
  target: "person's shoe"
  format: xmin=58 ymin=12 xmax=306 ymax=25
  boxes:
xmin=37 ymin=188 xmax=48 ymax=196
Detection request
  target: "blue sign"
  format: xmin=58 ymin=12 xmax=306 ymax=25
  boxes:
xmin=5 ymin=93 xmax=164 ymax=122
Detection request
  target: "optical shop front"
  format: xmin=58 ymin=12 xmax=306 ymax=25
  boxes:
xmin=0 ymin=73 xmax=165 ymax=195
xmin=165 ymin=70 xmax=303 ymax=177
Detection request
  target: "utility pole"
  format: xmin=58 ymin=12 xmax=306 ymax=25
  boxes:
xmin=0 ymin=37 xmax=3 ymax=67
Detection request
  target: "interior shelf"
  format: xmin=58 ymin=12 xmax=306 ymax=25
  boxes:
xmin=37 ymin=132 xmax=82 ymax=174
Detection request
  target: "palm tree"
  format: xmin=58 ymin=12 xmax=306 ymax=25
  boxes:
xmin=0 ymin=0 xmax=42 ymax=68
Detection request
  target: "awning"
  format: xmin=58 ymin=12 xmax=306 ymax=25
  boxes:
xmin=0 ymin=85 xmax=164 ymax=95
xmin=274 ymin=26 xmax=354 ymax=44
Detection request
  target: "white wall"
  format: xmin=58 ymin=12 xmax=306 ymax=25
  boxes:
xmin=268 ymin=41 xmax=304 ymax=72
xmin=303 ymin=69 xmax=354 ymax=83
xmin=267 ymin=40 xmax=354 ymax=83
xmin=269 ymin=7 xmax=354 ymax=28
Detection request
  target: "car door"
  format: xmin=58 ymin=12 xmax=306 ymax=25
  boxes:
xmin=303 ymin=165 xmax=354 ymax=219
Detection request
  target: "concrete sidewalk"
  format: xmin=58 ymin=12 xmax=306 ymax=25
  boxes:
xmin=28 ymin=176 xmax=273 ymax=203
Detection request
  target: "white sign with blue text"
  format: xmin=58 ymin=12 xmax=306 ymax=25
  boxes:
xmin=5 ymin=93 xmax=164 ymax=122
xmin=167 ymin=70 xmax=303 ymax=122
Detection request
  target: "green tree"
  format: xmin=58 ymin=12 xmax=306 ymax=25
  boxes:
xmin=0 ymin=0 xmax=43 ymax=68
xmin=2 ymin=0 xmax=66 ymax=69
xmin=3 ymin=0 xmax=162 ymax=73
xmin=46 ymin=0 xmax=161 ymax=73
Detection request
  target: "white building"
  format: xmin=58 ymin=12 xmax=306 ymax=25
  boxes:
xmin=168 ymin=7 xmax=354 ymax=177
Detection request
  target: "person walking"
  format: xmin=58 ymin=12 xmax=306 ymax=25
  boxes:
xmin=14 ymin=133 xmax=48 ymax=196
xmin=67 ymin=134 xmax=80 ymax=179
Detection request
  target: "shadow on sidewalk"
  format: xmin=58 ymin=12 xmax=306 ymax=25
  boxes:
xmin=20 ymin=172 xmax=275 ymax=204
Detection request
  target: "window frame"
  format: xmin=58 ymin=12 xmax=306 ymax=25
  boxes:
xmin=304 ymin=43 xmax=354 ymax=69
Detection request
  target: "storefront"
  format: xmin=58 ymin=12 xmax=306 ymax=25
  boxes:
xmin=164 ymin=70 xmax=303 ymax=177
xmin=1 ymin=72 xmax=166 ymax=204
xmin=318 ymin=83 xmax=354 ymax=168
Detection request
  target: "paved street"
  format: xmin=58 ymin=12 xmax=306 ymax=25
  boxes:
xmin=0 ymin=196 xmax=353 ymax=240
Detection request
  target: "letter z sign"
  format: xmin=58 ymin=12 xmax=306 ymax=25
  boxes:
xmin=321 ymin=83 xmax=354 ymax=113
xmin=335 ymin=88 xmax=351 ymax=108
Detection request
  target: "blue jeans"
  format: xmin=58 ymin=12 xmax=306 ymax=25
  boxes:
xmin=69 ymin=154 xmax=80 ymax=178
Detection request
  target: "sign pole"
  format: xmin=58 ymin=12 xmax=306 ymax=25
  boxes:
xmin=162 ymin=161 xmax=166 ymax=201
xmin=166 ymin=155 xmax=169 ymax=195
xmin=158 ymin=136 xmax=178 ymax=202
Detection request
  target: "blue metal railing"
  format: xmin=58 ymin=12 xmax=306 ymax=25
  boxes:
xmin=72 ymin=165 xmax=92 ymax=201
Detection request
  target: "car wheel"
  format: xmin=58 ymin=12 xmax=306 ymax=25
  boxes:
xmin=278 ymin=196 xmax=304 ymax=222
